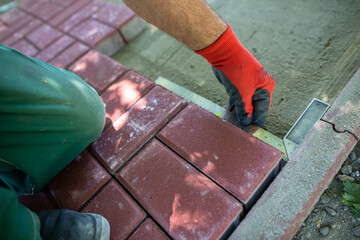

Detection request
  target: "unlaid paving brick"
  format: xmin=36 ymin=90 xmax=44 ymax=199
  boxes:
xmin=229 ymin=120 xmax=358 ymax=240
xmin=47 ymin=150 xmax=111 ymax=211
xmin=82 ymin=180 xmax=146 ymax=240
xmin=157 ymin=103 xmax=282 ymax=209
xmin=69 ymin=19 xmax=124 ymax=56
xmin=128 ymin=218 xmax=170 ymax=240
xmin=1 ymin=8 xmax=27 ymax=25
xmin=26 ymin=1 xmax=63 ymax=21
xmin=91 ymin=85 xmax=186 ymax=172
xmin=18 ymin=189 xmax=58 ymax=212
xmin=49 ymin=0 xmax=95 ymax=27
xmin=27 ymin=23 xmax=62 ymax=50
xmin=68 ymin=50 xmax=128 ymax=93
xmin=2 ymin=17 xmax=41 ymax=46
xmin=100 ymin=71 xmax=155 ymax=127
xmin=35 ymin=35 xmax=74 ymax=62
xmin=118 ymin=139 xmax=243 ymax=240
xmin=49 ymin=42 xmax=89 ymax=69
xmin=322 ymin=68 xmax=360 ymax=139
xmin=0 ymin=14 xmax=32 ymax=42
xmin=11 ymin=39 xmax=38 ymax=57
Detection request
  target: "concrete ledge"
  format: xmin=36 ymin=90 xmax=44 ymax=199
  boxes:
xmin=322 ymin=68 xmax=360 ymax=139
xmin=229 ymin=120 xmax=357 ymax=239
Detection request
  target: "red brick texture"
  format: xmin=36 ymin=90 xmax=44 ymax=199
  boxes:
xmin=91 ymin=86 xmax=186 ymax=172
xmin=1 ymin=0 xmax=146 ymax=58
xmin=69 ymin=50 xmax=128 ymax=93
xmin=158 ymin=103 xmax=282 ymax=209
xmin=81 ymin=180 xmax=146 ymax=240
xmin=118 ymin=139 xmax=243 ymax=240
xmin=128 ymin=219 xmax=170 ymax=240
xmin=47 ymin=150 xmax=111 ymax=211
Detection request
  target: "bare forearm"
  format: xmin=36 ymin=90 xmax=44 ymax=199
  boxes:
xmin=123 ymin=0 xmax=227 ymax=50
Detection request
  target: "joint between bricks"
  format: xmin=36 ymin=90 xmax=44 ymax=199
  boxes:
xmin=321 ymin=119 xmax=359 ymax=141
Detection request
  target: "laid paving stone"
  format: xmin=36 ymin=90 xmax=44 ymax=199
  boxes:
xmin=118 ymin=139 xmax=243 ymax=240
xmin=91 ymin=85 xmax=186 ymax=172
xmin=49 ymin=42 xmax=89 ymax=69
xmin=68 ymin=50 xmax=128 ymax=93
xmin=0 ymin=14 xmax=32 ymax=42
xmin=27 ymin=23 xmax=62 ymax=50
xmin=19 ymin=0 xmax=42 ymax=12
xmin=322 ymin=68 xmax=360 ymax=139
xmin=35 ymin=35 xmax=74 ymax=62
xmin=91 ymin=2 xmax=135 ymax=29
xmin=47 ymin=150 xmax=111 ymax=211
xmin=52 ymin=0 xmax=78 ymax=8
xmin=1 ymin=8 xmax=27 ymax=25
xmin=18 ymin=189 xmax=58 ymax=212
xmin=1 ymin=17 xmax=41 ymax=46
xmin=128 ymin=218 xmax=170 ymax=240
xmin=157 ymin=103 xmax=282 ymax=209
xmin=50 ymin=0 xmax=98 ymax=28
xmin=100 ymin=70 xmax=155 ymax=127
xmin=229 ymin=120 xmax=358 ymax=239
xmin=11 ymin=39 xmax=38 ymax=57
xmin=69 ymin=18 xmax=124 ymax=56
xmin=82 ymin=180 xmax=146 ymax=240
xmin=26 ymin=1 xmax=63 ymax=21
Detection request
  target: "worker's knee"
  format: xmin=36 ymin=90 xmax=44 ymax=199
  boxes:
xmin=75 ymin=90 xmax=105 ymax=144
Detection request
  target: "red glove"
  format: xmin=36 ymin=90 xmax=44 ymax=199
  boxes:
xmin=195 ymin=24 xmax=275 ymax=127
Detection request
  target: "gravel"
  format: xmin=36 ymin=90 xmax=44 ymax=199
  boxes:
xmin=294 ymin=142 xmax=360 ymax=239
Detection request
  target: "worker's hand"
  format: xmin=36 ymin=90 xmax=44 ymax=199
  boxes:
xmin=212 ymin=65 xmax=275 ymax=127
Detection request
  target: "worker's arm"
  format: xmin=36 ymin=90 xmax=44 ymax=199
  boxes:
xmin=123 ymin=0 xmax=275 ymax=127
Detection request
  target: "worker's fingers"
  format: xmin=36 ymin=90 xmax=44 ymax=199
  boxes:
xmin=251 ymin=88 xmax=271 ymax=127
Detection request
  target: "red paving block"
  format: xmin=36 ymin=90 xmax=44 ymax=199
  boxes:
xmin=52 ymin=0 xmax=77 ymax=8
xmin=68 ymin=50 xmax=128 ymax=93
xmin=1 ymin=8 xmax=27 ymax=25
xmin=128 ymin=218 xmax=170 ymax=240
xmin=27 ymin=1 xmax=63 ymax=21
xmin=69 ymin=18 xmax=117 ymax=47
xmin=19 ymin=0 xmax=40 ymax=11
xmin=157 ymin=103 xmax=282 ymax=209
xmin=35 ymin=35 xmax=74 ymax=62
xmin=49 ymin=0 xmax=94 ymax=27
xmin=91 ymin=86 xmax=186 ymax=173
xmin=47 ymin=150 xmax=111 ymax=211
xmin=100 ymin=71 xmax=155 ymax=127
xmin=11 ymin=39 xmax=38 ymax=57
xmin=49 ymin=42 xmax=89 ymax=69
xmin=18 ymin=190 xmax=58 ymax=212
xmin=82 ymin=180 xmax=146 ymax=240
xmin=322 ymin=68 xmax=360 ymax=139
xmin=0 ymin=14 xmax=32 ymax=42
xmin=118 ymin=139 xmax=243 ymax=240
xmin=91 ymin=3 xmax=135 ymax=29
xmin=1 ymin=17 xmax=41 ymax=46
xmin=27 ymin=23 xmax=62 ymax=49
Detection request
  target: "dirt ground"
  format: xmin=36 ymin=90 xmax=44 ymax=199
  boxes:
xmin=109 ymin=0 xmax=360 ymax=238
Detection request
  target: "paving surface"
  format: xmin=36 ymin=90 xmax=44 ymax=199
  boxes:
xmin=1 ymin=1 xmax=283 ymax=239
xmin=2 ymin=1 xmax=359 ymax=239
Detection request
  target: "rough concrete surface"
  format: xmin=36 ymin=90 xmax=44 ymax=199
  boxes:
xmin=323 ymin=68 xmax=360 ymax=139
xmin=229 ymin=121 xmax=357 ymax=239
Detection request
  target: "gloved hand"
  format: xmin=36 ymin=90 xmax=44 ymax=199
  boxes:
xmin=196 ymin=24 xmax=275 ymax=127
